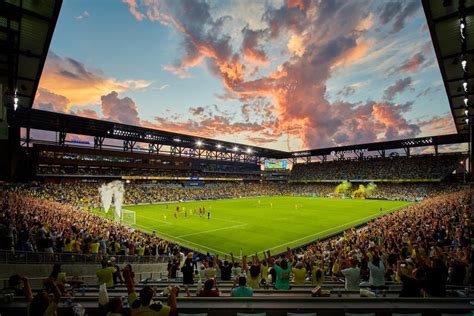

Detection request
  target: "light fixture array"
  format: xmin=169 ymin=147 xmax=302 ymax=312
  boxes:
xmin=459 ymin=3 xmax=470 ymax=125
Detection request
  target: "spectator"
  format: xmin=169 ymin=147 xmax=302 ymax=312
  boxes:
xmin=219 ymin=259 xmax=232 ymax=281
xmin=292 ymin=260 xmax=307 ymax=286
xmin=341 ymin=258 xmax=360 ymax=291
xmin=197 ymin=279 xmax=220 ymax=297
xmin=97 ymin=259 xmax=117 ymax=288
xmin=367 ymin=254 xmax=385 ymax=289
xmin=231 ymin=276 xmax=254 ymax=297
xmin=124 ymin=265 xmax=177 ymax=316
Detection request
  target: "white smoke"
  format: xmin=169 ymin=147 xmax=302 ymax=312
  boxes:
xmin=112 ymin=181 xmax=125 ymax=220
xmin=98 ymin=184 xmax=113 ymax=214
xmin=98 ymin=181 xmax=125 ymax=220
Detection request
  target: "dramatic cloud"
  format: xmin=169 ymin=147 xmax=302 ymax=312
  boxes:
xmin=35 ymin=51 xmax=151 ymax=108
xmin=383 ymin=77 xmax=412 ymax=100
xmin=121 ymin=0 xmax=430 ymax=148
xmin=74 ymin=109 xmax=100 ymax=119
xmin=392 ymin=52 xmax=426 ymax=74
xmin=101 ymin=91 xmax=140 ymax=126
xmin=35 ymin=87 xmax=70 ymax=112
xmin=241 ymin=26 xmax=269 ymax=64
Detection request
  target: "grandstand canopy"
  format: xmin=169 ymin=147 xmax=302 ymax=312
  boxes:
xmin=0 ymin=0 xmax=62 ymax=109
xmin=289 ymin=133 xmax=468 ymax=159
xmin=11 ymin=108 xmax=468 ymax=161
xmin=10 ymin=108 xmax=288 ymax=159
xmin=423 ymin=0 xmax=474 ymax=133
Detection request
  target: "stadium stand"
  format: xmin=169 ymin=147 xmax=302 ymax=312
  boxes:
xmin=290 ymin=154 xmax=464 ymax=182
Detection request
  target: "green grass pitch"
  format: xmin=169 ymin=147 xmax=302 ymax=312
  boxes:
xmin=98 ymin=197 xmax=411 ymax=257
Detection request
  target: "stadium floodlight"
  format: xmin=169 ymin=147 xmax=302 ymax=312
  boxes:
xmin=463 ymin=81 xmax=468 ymax=92
xmin=464 ymin=97 xmax=469 ymax=107
xmin=246 ymin=148 xmax=252 ymax=154
xmin=460 ymin=20 xmax=466 ymax=39
xmin=13 ymin=90 xmax=19 ymax=111
xmin=459 ymin=19 xmax=466 ymax=40
xmin=196 ymin=140 xmax=203 ymax=147
xmin=466 ymin=118 xmax=469 ymax=124
xmin=465 ymin=109 xmax=469 ymax=116
xmin=462 ymin=58 xmax=468 ymax=72
xmin=173 ymin=138 xmax=181 ymax=142
xmin=233 ymin=146 xmax=239 ymax=151
xmin=216 ymin=144 xmax=222 ymax=149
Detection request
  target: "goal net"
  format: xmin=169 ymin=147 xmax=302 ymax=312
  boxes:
xmin=121 ymin=209 xmax=136 ymax=226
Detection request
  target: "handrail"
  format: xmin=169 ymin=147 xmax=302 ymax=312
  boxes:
xmin=0 ymin=250 xmax=170 ymax=265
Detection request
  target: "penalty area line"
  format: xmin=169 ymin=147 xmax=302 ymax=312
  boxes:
xmin=133 ymin=223 xmax=230 ymax=257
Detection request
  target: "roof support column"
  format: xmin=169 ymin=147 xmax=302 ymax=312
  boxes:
xmin=58 ymin=131 xmax=66 ymax=146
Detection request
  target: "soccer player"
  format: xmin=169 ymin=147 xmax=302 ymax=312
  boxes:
xmin=207 ymin=212 xmax=211 ymax=219
xmin=163 ymin=215 xmax=167 ymax=221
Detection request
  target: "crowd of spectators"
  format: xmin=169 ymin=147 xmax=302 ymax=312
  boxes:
xmin=288 ymin=189 xmax=472 ymax=295
xmin=0 ymin=184 xmax=471 ymax=316
xmin=290 ymin=154 xmax=464 ymax=181
xmin=0 ymin=191 xmax=179 ymax=258
xmin=11 ymin=181 xmax=464 ymax=209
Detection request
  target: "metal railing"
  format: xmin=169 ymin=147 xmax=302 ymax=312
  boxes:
xmin=0 ymin=250 xmax=170 ymax=265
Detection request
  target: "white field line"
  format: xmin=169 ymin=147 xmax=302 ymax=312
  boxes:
xmin=176 ymin=224 xmax=248 ymax=238
xmin=266 ymin=205 xmax=405 ymax=252
xmin=133 ymin=223 xmax=230 ymax=257
xmin=135 ymin=214 xmax=172 ymax=225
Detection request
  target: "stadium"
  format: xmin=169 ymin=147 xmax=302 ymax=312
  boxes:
xmin=0 ymin=0 xmax=472 ymax=316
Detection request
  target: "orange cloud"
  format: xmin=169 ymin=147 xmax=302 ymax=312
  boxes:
xmin=332 ymin=38 xmax=374 ymax=68
xmin=287 ymin=34 xmax=305 ymax=57
xmin=287 ymin=0 xmax=306 ymax=11
xmin=355 ymin=13 xmax=374 ymax=31
xmin=36 ymin=52 xmax=151 ymax=108
xmin=418 ymin=114 xmax=456 ymax=136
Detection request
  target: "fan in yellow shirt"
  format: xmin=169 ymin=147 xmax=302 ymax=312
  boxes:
xmin=292 ymin=261 xmax=307 ymax=285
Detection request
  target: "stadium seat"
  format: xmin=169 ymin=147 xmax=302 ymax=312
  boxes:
xmin=287 ymin=313 xmax=317 ymax=316
xmin=345 ymin=313 xmax=376 ymax=316
xmin=392 ymin=314 xmax=422 ymax=316
xmin=237 ymin=313 xmax=267 ymax=316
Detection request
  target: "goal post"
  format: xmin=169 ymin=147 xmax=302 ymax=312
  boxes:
xmin=121 ymin=209 xmax=136 ymax=226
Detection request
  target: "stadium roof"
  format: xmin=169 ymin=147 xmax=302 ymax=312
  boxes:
xmin=11 ymin=108 xmax=468 ymax=160
xmin=0 ymin=0 xmax=62 ymax=109
xmin=289 ymin=133 xmax=468 ymax=158
xmin=10 ymin=108 xmax=288 ymax=158
xmin=423 ymin=0 xmax=474 ymax=133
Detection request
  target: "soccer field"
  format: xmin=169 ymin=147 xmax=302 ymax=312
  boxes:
xmin=101 ymin=197 xmax=411 ymax=257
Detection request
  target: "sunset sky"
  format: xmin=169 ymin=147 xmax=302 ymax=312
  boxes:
xmin=33 ymin=0 xmax=456 ymax=151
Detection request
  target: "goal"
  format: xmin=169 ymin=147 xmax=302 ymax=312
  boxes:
xmin=121 ymin=209 xmax=136 ymax=226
